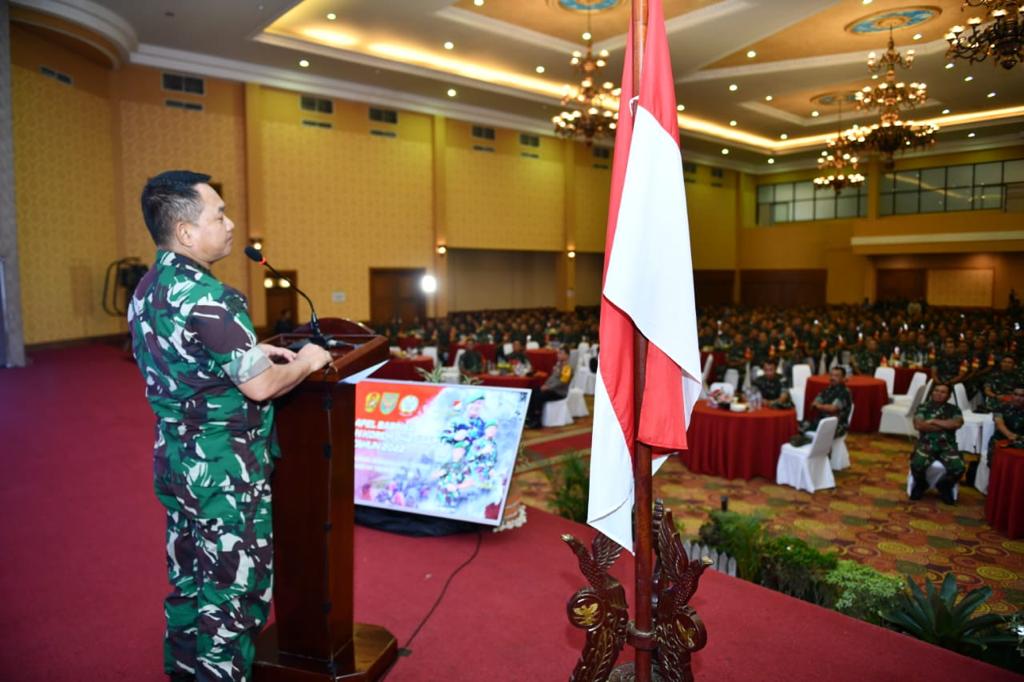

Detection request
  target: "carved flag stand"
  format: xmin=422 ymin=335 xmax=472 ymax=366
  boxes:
xmin=562 ymin=1 xmax=709 ymax=680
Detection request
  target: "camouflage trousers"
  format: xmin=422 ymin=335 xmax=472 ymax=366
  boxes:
xmin=910 ymin=447 xmax=965 ymax=481
xmin=155 ymin=478 xmax=273 ymax=682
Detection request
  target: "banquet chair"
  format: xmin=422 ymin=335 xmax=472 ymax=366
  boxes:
xmin=879 ymin=383 xmax=927 ymax=438
xmin=572 ymin=353 xmax=596 ymax=395
xmin=503 ymin=342 xmax=514 ymax=357
xmin=874 ymin=367 xmax=896 ymax=397
xmin=389 ymin=345 xmax=401 ymax=356
xmin=892 ymin=372 xmax=928 ymax=407
xmin=453 ymin=348 xmax=466 ymax=370
xmin=829 ymin=404 xmax=854 ymax=471
xmin=525 ymin=341 xmax=540 ymax=350
xmin=701 ymin=354 xmax=714 ymax=388
xmin=952 ymin=382 xmax=993 ymax=454
xmin=905 ymin=460 xmax=959 ymax=501
xmin=723 ymin=369 xmax=740 ymax=391
xmin=567 ymin=387 xmax=589 ymax=418
xmin=542 ymin=396 xmax=573 ymax=428
xmin=577 ymin=341 xmax=591 ymax=355
xmin=776 ymin=417 xmax=838 ymax=493
xmin=439 ymin=367 xmax=461 ymax=384
xmin=708 ymin=382 xmax=735 ymax=400
xmin=975 ymin=448 xmax=991 ymax=495
xmin=790 ymin=364 xmax=812 ymax=421
xmin=422 ymin=346 xmax=439 ymax=368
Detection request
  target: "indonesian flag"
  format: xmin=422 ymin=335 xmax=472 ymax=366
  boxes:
xmin=587 ymin=0 xmax=702 ymax=552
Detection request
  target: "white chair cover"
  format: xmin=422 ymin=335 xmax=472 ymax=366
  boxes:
xmin=829 ymin=404 xmax=854 ymax=471
xmin=577 ymin=342 xmax=591 ymax=354
xmin=975 ymin=449 xmax=990 ymax=495
xmin=880 ymin=383 xmax=927 ymax=437
xmin=906 ymin=460 xmax=959 ymax=501
xmin=389 ymin=345 xmax=401 ymax=355
xmin=542 ymin=397 xmax=573 ymax=427
xmin=723 ymin=369 xmax=740 ymax=390
xmin=526 ymin=341 xmax=540 ymax=350
xmin=503 ymin=342 xmax=514 ymax=357
xmin=567 ymin=387 xmax=589 ymax=418
xmin=892 ymin=372 xmax=928 ymax=405
xmin=742 ymin=362 xmax=752 ymax=392
xmin=439 ymin=367 xmax=461 ymax=384
xmin=790 ymin=363 xmax=812 ymax=422
xmin=776 ymin=417 xmax=838 ymax=493
xmin=708 ymin=382 xmax=735 ymax=399
xmin=452 ymin=348 xmax=466 ymax=371
xmin=874 ymin=367 xmax=896 ymax=397
xmin=422 ymin=346 xmax=439 ymax=368
xmin=701 ymin=354 xmax=714 ymax=386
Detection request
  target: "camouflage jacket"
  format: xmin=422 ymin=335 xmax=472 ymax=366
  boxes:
xmin=752 ymin=375 xmax=786 ymax=400
xmin=986 ymin=369 xmax=1022 ymax=396
xmin=851 ymin=348 xmax=881 ymax=375
xmin=813 ymin=383 xmax=852 ymax=435
xmin=913 ymin=401 xmax=962 ymax=453
xmin=932 ymin=356 xmax=963 ymax=382
xmin=128 ymin=250 xmax=276 ymax=491
xmin=994 ymin=403 xmax=1024 ymax=441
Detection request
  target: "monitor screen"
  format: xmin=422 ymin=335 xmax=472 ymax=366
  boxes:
xmin=354 ymin=379 xmax=530 ymax=526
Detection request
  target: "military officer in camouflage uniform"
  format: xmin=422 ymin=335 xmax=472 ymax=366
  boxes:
xmin=984 ymin=356 xmax=1022 ymax=412
xmin=931 ymin=338 xmax=966 ymax=385
xmin=910 ymin=383 xmax=965 ymax=505
xmin=129 ymin=171 xmax=332 ymax=682
xmin=989 ymin=385 xmax=1024 ymax=466
xmin=751 ymin=359 xmax=793 ymax=409
xmin=850 ymin=338 xmax=882 ymax=376
xmin=805 ymin=367 xmax=853 ymax=437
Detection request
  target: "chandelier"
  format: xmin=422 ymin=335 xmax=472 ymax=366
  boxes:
xmin=842 ymin=119 xmax=938 ymax=169
xmin=552 ymin=14 xmax=619 ymax=144
xmin=855 ymin=30 xmax=927 ymax=113
xmin=946 ymin=0 xmax=1024 ymax=69
xmin=814 ymin=98 xmax=865 ymax=192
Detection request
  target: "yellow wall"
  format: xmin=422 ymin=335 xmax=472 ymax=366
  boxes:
xmin=447 ymin=249 xmax=557 ymax=311
xmin=874 ymin=253 xmax=1024 ymax=309
xmin=573 ymin=148 xmax=612 ymax=253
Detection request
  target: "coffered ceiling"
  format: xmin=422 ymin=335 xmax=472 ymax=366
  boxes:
xmin=12 ymin=0 xmax=1024 ymax=172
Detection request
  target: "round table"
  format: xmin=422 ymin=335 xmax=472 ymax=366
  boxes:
xmin=474 ymin=372 xmax=547 ymax=390
xmin=526 ymin=349 xmax=557 ymax=375
xmin=804 ymin=375 xmax=888 ymax=433
xmin=985 ymin=445 xmax=1024 ymax=539
xmin=891 ymin=366 xmax=927 ymax=395
xmin=370 ymin=355 xmax=434 ymax=382
xmin=684 ymin=402 xmax=798 ymax=480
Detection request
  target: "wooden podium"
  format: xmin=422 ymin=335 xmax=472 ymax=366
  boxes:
xmin=254 ymin=324 xmax=396 ymax=681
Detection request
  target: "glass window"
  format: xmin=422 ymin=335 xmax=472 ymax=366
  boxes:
xmin=894 ymin=170 xmax=919 ymax=191
xmin=772 ymin=203 xmax=790 ymax=223
xmin=859 ymin=194 xmax=869 ymax=217
xmin=919 ymin=189 xmax=945 ymax=213
xmin=947 ymin=165 xmax=973 ymax=187
xmin=879 ymin=192 xmax=894 ymax=215
xmin=814 ymin=196 xmax=835 ymax=220
xmin=837 ymin=195 xmax=859 ymax=218
xmin=793 ymin=200 xmax=813 ymax=221
xmin=880 ymin=173 xmax=896 ymax=193
xmin=920 ymin=167 xmax=945 ymax=191
xmin=975 ymin=162 xmax=1002 ymax=186
xmin=945 ymin=188 xmax=971 ymax=211
xmin=774 ymin=184 xmax=794 ymax=202
xmin=757 ymin=203 xmax=772 ymax=225
xmin=1005 ymin=159 xmax=1024 ymax=183
xmin=877 ymin=159 xmax=1020 ymax=216
xmin=974 ymin=186 xmax=1004 ymax=209
xmin=757 ymin=185 xmax=774 ymax=202
xmin=894 ymin=192 xmax=918 ymax=214
xmin=794 ymin=181 xmax=815 ymax=200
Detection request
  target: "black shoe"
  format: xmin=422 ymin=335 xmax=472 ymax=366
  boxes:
xmin=936 ymin=481 xmax=956 ymax=506
xmin=909 ymin=480 xmax=927 ymax=501
xmin=167 ymin=673 xmax=195 ymax=682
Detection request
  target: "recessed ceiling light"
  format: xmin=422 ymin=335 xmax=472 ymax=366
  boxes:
xmin=676 ymin=104 xmax=685 ymax=111
xmin=765 ymin=95 xmax=773 ymax=102
xmin=941 ymin=108 xmax=951 ymax=114
xmin=871 ymin=74 xmax=879 ymax=80
xmin=535 ymin=65 xmax=545 ymax=74
xmin=729 ymin=120 xmax=737 ymax=126
xmin=326 ymin=12 xmax=337 ymax=21
xmin=298 ymin=59 xmax=310 ymax=68
xmin=780 ymin=133 xmax=788 ymax=140
xmin=582 ymin=31 xmax=592 ymax=41
xmin=987 ymin=91 xmax=996 ymax=98
xmin=811 ymin=110 xmax=820 ymax=117
xmin=447 ymin=88 xmax=457 ymax=97
xmin=913 ymin=33 xmax=922 ymax=40
xmin=767 ymin=158 xmax=775 ymax=164
xmin=728 ymin=83 xmax=738 ymax=92
xmin=945 ymin=62 xmax=955 ymax=69
xmin=443 ymin=41 xmax=454 ymax=50
xmin=721 ymin=148 xmax=730 ymax=155
xmin=964 ymin=75 xmax=974 ymax=82
xmin=968 ymin=132 xmax=976 ymax=138
xmin=746 ymin=50 xmax=757 ymax=59
xmin=474 ymin=0 xmax=485 ymax=6
xmin=863 ymin=0 xmax=873 ymax=4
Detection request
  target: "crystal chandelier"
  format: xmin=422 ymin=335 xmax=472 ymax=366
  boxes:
xmin=855 ymin=30 xmax=927 ymax=113
xmin=842 ymin=119 xmax=938 ymax=170
xmin=946 ymin=0 xmax=1024 ymax=70
xmin=814 ymin=98 xmax=865 ymax=192
xmin=552 ymin=14 xmax=619 ymax=144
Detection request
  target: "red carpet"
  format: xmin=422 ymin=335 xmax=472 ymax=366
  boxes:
xmin=523 ymin=431 xmax=593 ymax=459
xmin=0 ymin=344 xmax=1018 ymax=681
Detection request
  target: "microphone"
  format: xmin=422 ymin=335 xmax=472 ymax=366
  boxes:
xmin=244 ymin=245 xmax=328 ymax=346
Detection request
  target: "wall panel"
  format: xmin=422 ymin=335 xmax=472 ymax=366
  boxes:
xmin=447 ymin=249 xmax=557 ymax=311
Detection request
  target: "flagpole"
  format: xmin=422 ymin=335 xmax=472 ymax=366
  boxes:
xmin=630 ymin=2 xmax=652 ymax=682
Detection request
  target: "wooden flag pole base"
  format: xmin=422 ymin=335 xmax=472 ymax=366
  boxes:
xmin=562 ymin=500 xmax=710 ymax=682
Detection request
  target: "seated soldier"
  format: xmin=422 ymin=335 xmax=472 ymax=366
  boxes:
xmin=499 ymin=339 xmax=532 ymax=373
xmin=983 ymin=355 xmax=1021 ymax=413
xmin=989 ymin=384 xmax=1024 ymax=466
xmin=910 ymin=383 xmax=965 ymax=505
xmin=526 ymin=347 xmax=572 ymax=428
xmin=803 ymin=367 xmax=852 ymax=437
xmin=751 ymin=359 xmax=792 ymax=409
xmin=458 ymin=337 xmax=485 ymax=375
xmin=850 ymin=337 xmax=882 ymax=376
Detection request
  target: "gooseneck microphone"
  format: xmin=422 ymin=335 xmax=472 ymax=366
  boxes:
xmin=244 ymin=245 xmax=327 ymax=345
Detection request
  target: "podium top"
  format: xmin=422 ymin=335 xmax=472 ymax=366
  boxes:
xmin=262 ymin=331 xmax=389 ymax=385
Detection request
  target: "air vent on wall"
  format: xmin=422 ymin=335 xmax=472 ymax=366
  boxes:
xmin=472 ymin=125 xmax=496 ymax=140
xmin=683 ymin=161 xmax=697 ymax=174
xmin=472 ymin=145 xmax=496 ymax=153
xmin=162 ymin=73 xmax=204 ymax=95
xmin=519 ymin=134 xmax=540 ymax=147
xmin=521 ymin=152 xmax=539 ymax=159
xmin=39 ymin=66 xmax=72 ymax=85
xmin=300 ymin=95 xmax=333 ymax=114
xmin=369 ymin=107 xmax=398 ymax=124
xmin=593 ymin=147 xmax=611 ymax=159
xmin=592 ymin=163 xmax=610 ymax=169
xmin=302 ymin=119 xmax=333 ymax=129
xmin=370 ymin=129 xmax=397 ymax=138
xmin=711 ymin=168 xmax=724 ymax=178
xmin=165 ymin=99 xmax=203 ymax=112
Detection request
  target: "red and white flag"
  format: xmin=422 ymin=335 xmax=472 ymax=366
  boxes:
xmin=587 ymin=0 xmax=702 ymax=552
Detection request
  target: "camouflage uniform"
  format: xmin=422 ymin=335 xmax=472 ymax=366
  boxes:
xmin=751 ymin=375 xmax=792 ymax=409
xmin=932 ymin=354 xmax=963 ymax=384
xmin=808 ymin=383 xmax=852 ymax=437
xmin=129 ymin=250 xmax=275 ymax=681
xmin=984 ymin=369 xmax=1023 ymax=412
xmin=989 ymin=402 xmax=1024 ymax=465
xmin=911 ymin=401 xmax=965 ymax=482
xmin=850 ymin=348 xmax=881 ymax=376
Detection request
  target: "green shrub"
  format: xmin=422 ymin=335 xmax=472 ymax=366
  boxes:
xmin=543 ymin=452 xmax=589 ymax=523
xmin=824 ymin=560 xmax=903 ymax=626
xmin=697 ymin=510 xmax=765 ymax=581
xmin=759 ymin=535 xmax=838 ymax=606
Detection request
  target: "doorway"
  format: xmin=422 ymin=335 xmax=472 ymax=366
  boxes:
xmin=369 ymin=268 xmax=426 ymax=328
xmin=876 ymin=269 xmax=926 ymax=303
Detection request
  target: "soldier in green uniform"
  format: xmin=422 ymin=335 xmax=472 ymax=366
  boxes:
xmin=989 ymin=385 xmax=1024 ymax=465
xmin=129 ymin=171 xmax=333 ymax=682
xmin=805 ymin=367 xmax=853 ymax=437
xmin=910 ymin=383 xmax=965 ymax=505
xmin=931 ymin=338 xmax=966 ymax=385
xmin=850 ymin=337 xmax=882 ymax=376
xmin=984 ymin=355 xmax=1022 ymax=412
xmin=751 ymin=359 xmax=793 ymax=409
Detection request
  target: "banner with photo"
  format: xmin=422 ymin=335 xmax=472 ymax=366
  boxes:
xmin=354 ymin=379 xmax=530 ymax=526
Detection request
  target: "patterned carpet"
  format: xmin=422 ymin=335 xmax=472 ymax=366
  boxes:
xmin=514 ymin=408 xmax=1024 ymax=615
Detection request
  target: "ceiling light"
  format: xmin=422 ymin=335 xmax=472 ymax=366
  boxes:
xmin=913 ymin=33 xmax=923 ymax=41
xmin=536 ymin=65 xmax=545 ymax=73
xmin=567 ymin=250 xmax=576 ymax=259
xmin=946 ymin=2 xmax=1024 ymax=70
xmin=863 ymin=0 xmax=873 ymax=4
xmin=436 ymin=245 xmax=447 ymax=255
xmin=811 ymin=110 xmax=820 ymax=117
xmin=945 ymin=62 xmax=955 ymax=69
xmin=968 ymin=132 xmax=976 ymax=137
xmin=474 ymin=0 xmax=485 ymax=5
xmin=677 ymin=104 xmax=685 ymax=111
xmin=729 ymin=120 xmax=737 ymax=126
xmin=780 ymin=133 xmax=788 ymax=140
xmin=987 ymin=91 xmax=997 ymax=97
xmin=326 ymin=12 xmax=337 ymax=21
xmin=765 ymin=95 xmax=773 ymax=102
xmin=420 ymin=274 xmax=438 ymax=294
xmin=728 ymin=83 xmax=738 ymax=91
xmin=721 ymin=148 xmax=730 ymax=155
xmin=298 ymin=59 xmax=310 ymax=68
xmin=746 ymin=50 xmax=757 ymax=59
xmin=443 ymin=41 xmax=454 ymax=50
xmin=447 ymin=88 xmax=457 ymax=97
xmin=767 ymin=158 xmax=775 ymax=164
xmin=964 ymin=75 xmax=974 ymax=81
xmin=582 ymin=31 xmax=592 ymax=41
xmin=942 ymin=108 xmax=951 ymax=114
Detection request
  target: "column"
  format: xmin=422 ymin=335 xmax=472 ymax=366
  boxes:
xmin=431 ymin=114 xmax=448 ymax=319
xmin=558 ymin=137 xmax=577 ymax=312
xmin=0 ymin=3 xmax=26 ymax=366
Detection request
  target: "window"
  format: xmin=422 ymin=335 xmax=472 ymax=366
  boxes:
xmin=519 ymin=133 xmax=540 ymax=147
xmin=878 ymin=159 xmax=1021 ymax=215
xmin=162 ymin=73 xmax=204 ymax=95
xmin=471 ymin=125 xmax=496 ymax=140
xmin=756 ymin=180 xmax=867 ymax=225
xmin=39 ymin=66 xmax=72 ymax=85
xmin=683 ymin=161 xmax=697 ymax=174
xmin=300 ymin=95 xmax=333 ymax=114
xmin=594 ymin=147 xmax=611 ymax=160
xmin=369 ymin=107 xmax=398 ymax=123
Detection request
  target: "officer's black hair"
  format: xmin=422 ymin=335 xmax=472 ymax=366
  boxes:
xmin=831 ymin=365 xmax=846 ymax=377
xmin=140 ymin=170 xmax=212 ymax=247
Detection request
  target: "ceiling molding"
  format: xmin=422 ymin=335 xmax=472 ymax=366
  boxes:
xmin=851 ymin=231 xmax=1024 ymax=247
xmin=593 ymin=0 xmax=755 ymax=53
xmin=11 ymin=0 xmax=137 ymax=59
xmin=434 ymin=6 xmax=581 ymax=55
xmin=130 ymin=43 xmax=561 ymax=138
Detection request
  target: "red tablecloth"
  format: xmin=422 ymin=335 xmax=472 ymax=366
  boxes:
xmin=804 ymin=375 xmax=888 ymax=433
xmin=370 ymin=355 xmax=433 ymax=382
xmin=447 ymin=342 xmax=497 ymax=365
xmin=891 ymin=366 xmax=927 ymax=395
xmin=684 ymin=402 xmax=798 ymax=480
xmin=526 ymin=349 xmax=557 ymax=375
xmin=986 ymin=445 xmax=1024 ymax=539
xmin=396 ymin=336 xmax=423 ymax=350
xmin=474 ymin=372 xmax=547 ymax=390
